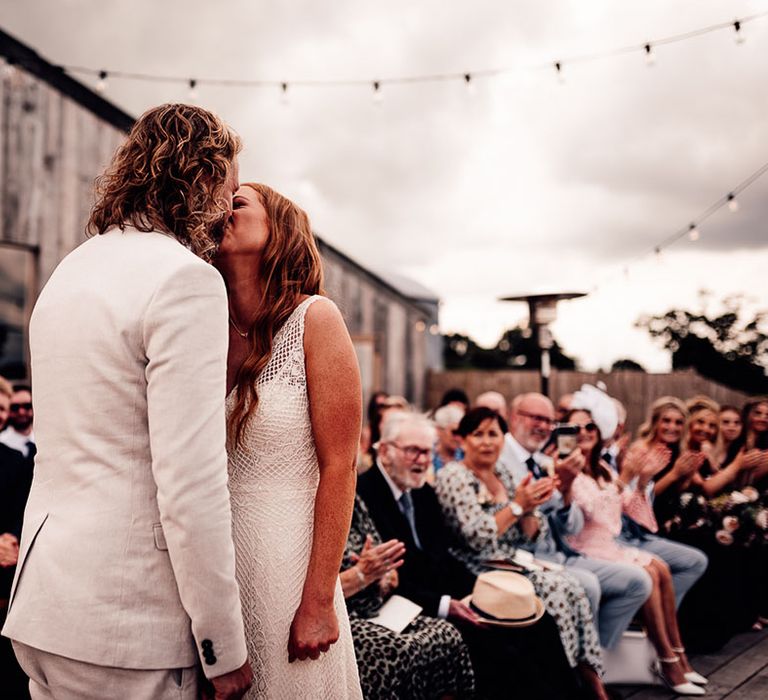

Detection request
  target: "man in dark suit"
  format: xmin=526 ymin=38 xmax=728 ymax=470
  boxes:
xmin=358 ymin=411 xmax=581 ymax=699
xmin=0 ymin=377 xmax=33 ymax=699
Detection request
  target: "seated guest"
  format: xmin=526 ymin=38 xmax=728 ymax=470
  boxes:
xmin=473 ymin=391 xmax=507 ymax=417
xmin=566 ymin=407 xmax=707 ymax=695
xmin=601 ymin=398 xmax=630 ymax=470
xmin=358 ymin=394 xmax=411 ymax=472
xmin=722 ymin=396 xmax=768 ymax=485
xmin=716 ymin=405 xmax=742 ymax=468
xmin=0 ymin=384 xmax=35 ymax=458
xmin=684 ymin=397 xmax=762 ymax=496
xmin=556 ymin=393 xmax=574 ymax=423
xmin=359 ymin=411 xmax=582 ymax=699
xmin=648 ymin=397 xmax=767 ymax=637
xmin=358 ymin=391 xmax=389 ymax=472
xmin=340 ymin=495 xmax=475 ymax=699
xmin=437 ymin=388 xmax=470 ymax=414
xmin=0 ymin=376 xmax=33 ymax=699
xmin=636 ymin=398 xmax=756 ymax=649
xmin=497 ymin=393 xmax=652 ymax=651
xmin=432 ymin=404 xmax=465 ymax=476
xmin=433 ymin=408 xmax=609 ymax=700
xmin=569 ymin=391 xmax=708 ymax=614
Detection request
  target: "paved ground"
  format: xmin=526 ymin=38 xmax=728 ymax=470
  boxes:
xmin=609 ymin=627 xmax=768 ymax=699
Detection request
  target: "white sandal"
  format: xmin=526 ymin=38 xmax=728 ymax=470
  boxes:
xmin=654 ymin=656 xmax=706 ymax=696
xmin=673 ymin=646 xmax=709 ymax=686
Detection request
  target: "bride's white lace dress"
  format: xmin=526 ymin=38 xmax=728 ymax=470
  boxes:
xmin=226 ymin=295 xmax=362 ymax=699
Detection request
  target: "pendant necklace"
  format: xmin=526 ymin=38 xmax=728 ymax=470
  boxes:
xmin=228 ymin=314 xmax=249 ymax=338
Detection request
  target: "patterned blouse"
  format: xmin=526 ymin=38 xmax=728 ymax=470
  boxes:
xmin=434 ymin=460 xmax=549 ymax=572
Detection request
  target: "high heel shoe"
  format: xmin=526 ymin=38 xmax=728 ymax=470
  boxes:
xmin=672 ymin=646 xmax=709 ymax=685
xmin=653 ymin=656 xmax=706 ymax=696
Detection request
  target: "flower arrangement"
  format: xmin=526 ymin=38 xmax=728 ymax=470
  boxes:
xmin=663 ymin=486 xmax=768 ymax=548
xmin=709 ymin=487 xmax=768 ymax=548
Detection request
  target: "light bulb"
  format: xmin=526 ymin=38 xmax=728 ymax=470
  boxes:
xmin=96 ymin=70 xmax=108 ymax=92
xmin=727 ymin=193 xmax=739 ymax=212
xmin=644 ymin=44 xmax=656 ymax=66
xmin=188 ymin=79 xmax=198 ymax=101
xmin=734 ymin=21 xmax=745 ymax=44
xmin=464 ymin=73 xmax=475 ymax=96
xmin=280 ymin=82 xmax=290 ymax=106
xmin=688 ymin=224 xmax=700 ymax=242
xmin=372 ymin=81 xmax=383 ymax=104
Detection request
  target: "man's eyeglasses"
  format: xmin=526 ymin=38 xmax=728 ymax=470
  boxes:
xmin=391 ymin=443 xmax=431 ymax=460
xmin=516 ymin=410 xmax=554 ymax=426
xmin=10 ymin=402 xmax=32 ymax=411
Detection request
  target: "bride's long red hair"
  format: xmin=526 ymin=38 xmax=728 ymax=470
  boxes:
xmin=227 ymin=183 xmax=324 ymax=446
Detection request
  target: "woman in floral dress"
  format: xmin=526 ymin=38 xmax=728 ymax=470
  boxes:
xmin=435 ymin=407 xmax=608 ymax=700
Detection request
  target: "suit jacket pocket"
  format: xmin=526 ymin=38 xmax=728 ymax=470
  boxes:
xmin=153 ymin=523 xmax=168 ymax=550
xmin=7 ymin=512 xmax=49 ymax=610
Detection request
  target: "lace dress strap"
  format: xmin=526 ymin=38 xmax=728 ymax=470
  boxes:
xmin=258 ymin=295 xmax=324 ymax=387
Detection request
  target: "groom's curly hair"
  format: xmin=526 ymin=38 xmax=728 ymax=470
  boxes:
xmin=86 ymin=104 xmax=241 ymax=261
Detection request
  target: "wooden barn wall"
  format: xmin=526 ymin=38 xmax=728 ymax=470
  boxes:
xmin=321 ymin=245 xmax=430 ymax=407
xmin=1 ymin=68 xmax=125 ymax=287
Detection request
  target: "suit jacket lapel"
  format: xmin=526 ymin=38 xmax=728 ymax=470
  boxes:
xmin=363 ymin=466 xmax=418 ymax=549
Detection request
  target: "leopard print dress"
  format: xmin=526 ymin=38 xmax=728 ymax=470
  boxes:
xmin=435 ymin=461 xmax=604 ymax=676
xmin=342 ymin=496 xmax=476 ymax=699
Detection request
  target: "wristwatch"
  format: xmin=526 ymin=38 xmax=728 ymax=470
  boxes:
xmin=509 ymin=501 xmax=524 ymax=518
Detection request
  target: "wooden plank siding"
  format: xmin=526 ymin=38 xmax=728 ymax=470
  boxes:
xmin=0 ymin=67 xmax=125 ymax=282
xmin=320 ymin=240 xmax=432 ymax=408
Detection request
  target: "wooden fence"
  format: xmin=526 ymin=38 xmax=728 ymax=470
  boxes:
xmin=427 ymin=368 xmax=751 ymax=436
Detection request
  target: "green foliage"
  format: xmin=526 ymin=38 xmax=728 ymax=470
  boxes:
xmin=611 ymin=358 xmax=646 ymax=372
xmin=443 ymin=327 xmax=577 ymax=370
xmin=637 ymin=294 xmax=768 ymax=394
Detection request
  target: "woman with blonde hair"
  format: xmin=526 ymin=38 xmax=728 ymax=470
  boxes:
xmin=215 ymin=183 xmax=362 ymax=698
xmin=637 ymin=397 xmax=764 ymax=649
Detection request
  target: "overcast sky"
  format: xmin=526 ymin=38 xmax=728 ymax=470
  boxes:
xmin=4 ymin=0 xmax=768 ymax=371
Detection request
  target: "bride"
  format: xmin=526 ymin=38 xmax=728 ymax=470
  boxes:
xmin=215 ymin=183 xmax=362 ymax=699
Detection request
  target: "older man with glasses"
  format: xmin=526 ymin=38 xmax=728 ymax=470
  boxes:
xmin=497 ymin=393 xmax=653 ymax=652
xmin=357 ymin=411 xmax=581 ymax=698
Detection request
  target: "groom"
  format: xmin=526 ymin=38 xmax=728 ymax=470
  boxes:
xmin=2 ymin=104 xmax=252 ymax=700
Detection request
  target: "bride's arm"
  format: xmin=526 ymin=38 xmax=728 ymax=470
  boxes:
xmin=288 ymin=298 xmax=362 ymax=663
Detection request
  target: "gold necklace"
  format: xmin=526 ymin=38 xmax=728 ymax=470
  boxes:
xmin=228 ymin=315 xmax=249 ymax=338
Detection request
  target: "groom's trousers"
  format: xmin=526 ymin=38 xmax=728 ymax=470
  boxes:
xmin=13 ymin=641 xmax=198 ymax=700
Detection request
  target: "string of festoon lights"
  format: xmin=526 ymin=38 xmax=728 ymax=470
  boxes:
xmin=588 ymin=156 xmax=768 ymax=295
xmin=52 ymin=11 xmax=766 ymax=103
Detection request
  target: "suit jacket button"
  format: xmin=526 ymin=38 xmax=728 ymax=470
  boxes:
xmin=201 ymin=639 xmax=213 ymax=650
xmin=205 ymin=655 xmax=217 ymax=665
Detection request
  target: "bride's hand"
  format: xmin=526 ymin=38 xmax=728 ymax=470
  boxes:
xmin=287 ymin=600 xmax=340 ymax=663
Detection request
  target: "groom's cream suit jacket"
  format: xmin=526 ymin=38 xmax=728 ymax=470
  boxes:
xmin=2 ymin=227 xmax=247 ymax=678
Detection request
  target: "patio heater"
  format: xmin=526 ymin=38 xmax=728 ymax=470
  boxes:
xmin=498 ymin=291 xmax=586 ymax=397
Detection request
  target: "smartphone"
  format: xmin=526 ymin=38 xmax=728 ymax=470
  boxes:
xmin=553 ymin=424 xmax=579 ymax=458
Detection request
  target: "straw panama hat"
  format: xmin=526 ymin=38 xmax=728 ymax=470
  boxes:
xmin=462 ymin=571 xmax=545 ymax=628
